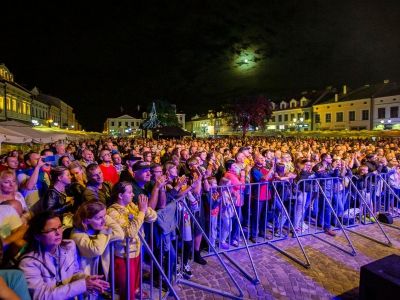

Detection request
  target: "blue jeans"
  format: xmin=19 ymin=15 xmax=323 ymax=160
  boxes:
xmin=154 ymin=226 xmax=176 ymax=281
xmin=0 ymin=269 xmax=31 ymax=300
xmin=231 ymin=206 xmax=242 ymax=242
xmin=332 ymin=190 xmax=345 ymax=217
xmin=316 ymin=193 xmax=333 ymax=230
xmin=251 ymin=200 xmax=267 ymax=238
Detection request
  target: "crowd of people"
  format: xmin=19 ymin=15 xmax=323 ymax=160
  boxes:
xmin=0 ymin=136 xmax=399 ymax=299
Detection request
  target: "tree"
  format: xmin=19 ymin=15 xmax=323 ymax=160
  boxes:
xmin=146 ymin=100 xmax=180 ymax=127
xmin=225 ymin=95 xmax=272 ymax=138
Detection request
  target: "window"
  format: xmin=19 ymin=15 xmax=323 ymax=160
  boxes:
xmin=304 ymin=112 xmax=310 ymax=120
xmin=349 ymin=111 xmax=355 ymax=121
xmin=125 ymin=122 xmax=128 ymax=126
xmin=315 ymin=114 xmax=320 ymax=123
xmin=336 ymin=112 xmax=343 ymax=122
xmin=271 ymin=116 xmax=276 ymax=122
xmin=378 ymin=107 xmax=386 ymax=119
xmin=12 ymin=98 xmax=16 ymax=111
xmin=284 ymin=114 xmax=288 ymax=121
xmin=118 ymin=122 xmax=121 ymax=127
xmin=390 ymin=106 xmax=399 ymax=118
xmin=278 ymin=115 xmax=282 ymax=122
xmin=325 ymin=113 xmax=331 ymax=123
xmin=290 ymin=113 xmax=294 ymax=120
xmin=136 ymin=122 xmax=139 ymax=127
xmin=298 ymin=113 xmax=302 ymax=119
xmin=111 ymin=121 xmax=115 ymax=126
xmin=362 ymin=110 xmax=369 ymax=121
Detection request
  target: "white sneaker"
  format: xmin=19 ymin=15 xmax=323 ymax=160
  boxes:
xmin=301 ymin=222 xmax=309 ymax=231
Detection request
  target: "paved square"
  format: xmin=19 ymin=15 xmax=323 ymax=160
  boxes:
xmin=174 ymin=220 xmax=400 ymax=299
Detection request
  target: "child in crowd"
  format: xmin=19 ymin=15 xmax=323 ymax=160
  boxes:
xmin=206 ymin=177 xmax=221 ymax=248
xmin=107 ymin=182 xmax=157 ymax=300
xmin=218 ymin=177 xmax=235 ymax=249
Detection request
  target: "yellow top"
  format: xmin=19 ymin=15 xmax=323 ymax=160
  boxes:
xmin=107 ymin=202 xmax=157 ymax=258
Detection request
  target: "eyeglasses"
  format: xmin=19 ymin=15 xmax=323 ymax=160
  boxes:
xmin=41 ymin=225 xmax=63 ymax=234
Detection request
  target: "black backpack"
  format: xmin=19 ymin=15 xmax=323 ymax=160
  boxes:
xmin=378 ymin=212 xmax=393 ymax=224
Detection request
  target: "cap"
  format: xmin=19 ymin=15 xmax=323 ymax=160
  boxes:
xmin=132 ymin=161 xmax=151 ymax=172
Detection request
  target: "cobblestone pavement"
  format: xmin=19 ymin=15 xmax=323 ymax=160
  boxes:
xmin=173 ymin=220 xmax=400 ymax=299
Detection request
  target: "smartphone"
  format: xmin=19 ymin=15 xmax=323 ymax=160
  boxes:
xmin=43 ymin=155 xmax=56 ymax=163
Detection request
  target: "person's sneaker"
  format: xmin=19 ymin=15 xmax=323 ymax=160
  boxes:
xmin=231 ymin=240 xmax=239 ymax=247
xmin=301 ymin=222 xmax=309 ymax=231
xmin=194 ymin=251 xmax=207 ymax=265
xmin=220 ymin=242 xmax=230 ymax=249
xmin=324 ymin=229 xmax=336 ymax=237
xmin=249 ymin=237 xmax=257 ymax=244
xmin=182 ymin=263 xmax=193 ymax=279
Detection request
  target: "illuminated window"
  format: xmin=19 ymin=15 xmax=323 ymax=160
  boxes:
xmin=6 ymin=97 xmax=11 ymax=110
xmin=0 ymin=96 xmax=3 ymax=110
xmin=12 ymin=98 xmax=17 ymax=112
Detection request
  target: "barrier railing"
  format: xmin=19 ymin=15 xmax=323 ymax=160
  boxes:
xmin=104 ymin=174 xmax=398 ymax=299
xmin=297 ymin=177 xmax=357 ymax=256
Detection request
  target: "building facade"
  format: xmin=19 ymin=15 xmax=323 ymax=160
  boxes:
xmin=0 ymin=64 xmax=32 ymax=123
xmin=372 ymin=82 xmax=400 ymax=130
xmin=104 ymin=114 xmax=142 ymax=136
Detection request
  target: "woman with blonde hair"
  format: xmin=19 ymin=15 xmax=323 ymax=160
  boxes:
xmin=0 ymin=170 xmax=30 ymax=222
xmin=71 ymin=200 xmax=124 ymax=299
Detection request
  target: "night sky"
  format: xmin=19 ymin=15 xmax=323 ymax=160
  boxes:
xmin=2 ymin=1 xmax=400 ymax=131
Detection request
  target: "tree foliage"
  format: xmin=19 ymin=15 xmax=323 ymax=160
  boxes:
xmin=225 ymin=95 xmax=272 ymax=138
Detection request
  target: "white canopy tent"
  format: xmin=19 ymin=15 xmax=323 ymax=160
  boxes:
xmin=0 ymin=120 xmax=67 ymax=144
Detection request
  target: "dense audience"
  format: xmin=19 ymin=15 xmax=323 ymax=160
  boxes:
xmin=0 ymin=136 xmax=399 ymax=299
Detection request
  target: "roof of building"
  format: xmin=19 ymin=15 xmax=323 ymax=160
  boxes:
xmin=315 ymin=81 xmax=399 ymax=105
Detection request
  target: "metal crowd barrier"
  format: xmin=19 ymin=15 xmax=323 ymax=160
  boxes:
xmin=104 ymin=173 xmax=399 ymax=299
xmin=109 ymin=223 xmax=179 ymax=300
